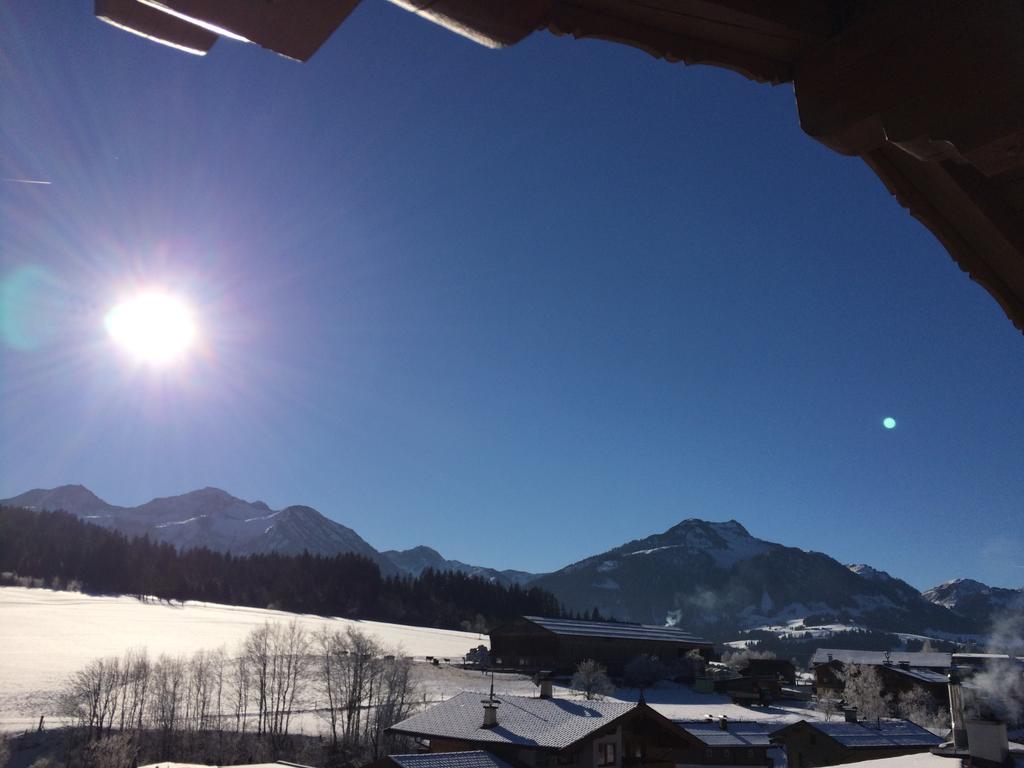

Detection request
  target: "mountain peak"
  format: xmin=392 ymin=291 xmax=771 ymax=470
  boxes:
xmin=669 ymin=518 xmax=751 ymax=536
xmin=1 ymin=484 xmax=115 ymax=514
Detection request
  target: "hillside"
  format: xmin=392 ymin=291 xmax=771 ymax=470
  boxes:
xmin=922 ymin=578 xmax=1023 ymax=626
xmin=383 ymin=545 xmax=537 ymax=586
xmin=530 ymin=519 xmax=974 ymax=637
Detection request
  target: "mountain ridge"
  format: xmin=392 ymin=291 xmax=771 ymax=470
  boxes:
xmin=1 ymin=484 xmax=397 ymax=575
xmin=4 ymin=485 xmax=1015 ymax=637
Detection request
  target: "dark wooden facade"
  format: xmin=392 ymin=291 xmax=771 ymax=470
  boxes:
xmin=771 ymin=720 xmax=942 ymax=768
xmin=489 ymin=616 xmax=713 ymax=675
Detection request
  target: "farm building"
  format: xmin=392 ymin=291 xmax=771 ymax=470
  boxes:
xmin=489 ymin=616 xmax=713 ymax=674
xmin=811 ymin=649 xmax=950 ymax=711
xmin=674 ymin=719 xmax=783 ymax=767
xmin=387 ymin=691 xmax=693 ymax=768
xmin=771 ymin=718 xmax=943 ymax=768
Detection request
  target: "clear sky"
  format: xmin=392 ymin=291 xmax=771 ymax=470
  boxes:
xmin=2 ymin=1 xmax=1022 ymax=592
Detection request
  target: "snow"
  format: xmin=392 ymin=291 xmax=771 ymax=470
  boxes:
xmin=827 ymin=754 xmax=952 ymax=768
xmin=613 ymin=681 xmax=827 ymax=724
xmin=0 ymin=587 xmax=485 ymax=732
xmin=593 ymin=578 xmax=621 ymax=590
xmin=627 ymin=545 xmax=679 ymax=557
xmin=154 ymin=515 xmax=207 ymax=528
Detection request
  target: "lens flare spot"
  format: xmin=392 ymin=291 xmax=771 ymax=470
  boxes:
xmin=105 ymin=291 xmax=197 ymax=366
xmin=883 ymin=417 xmax=897 ymax=430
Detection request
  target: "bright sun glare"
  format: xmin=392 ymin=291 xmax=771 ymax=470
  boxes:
xmin=104 ymin=291 xmax=197 ymax=366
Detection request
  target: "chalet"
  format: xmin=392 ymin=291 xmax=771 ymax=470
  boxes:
xmin=490 ymin=616 xmax=713 ymax=675
xmin=386 ymin=692 xmax=694 ymax=768
xmin=811 ymin=650 xmax=950 ymax=697
xmin=771 ymin=718 xmax=943 ymax=768
xmin=674 ymin=719 xmax=783 ymax=767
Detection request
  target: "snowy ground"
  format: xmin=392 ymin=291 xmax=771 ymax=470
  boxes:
xmin=0 ymin=587 xmax=826 ymax=735
xmin=0 ymin=587 xmax=485 ymax=732
xmin=724 ymin=618 xmax=986 ymax=648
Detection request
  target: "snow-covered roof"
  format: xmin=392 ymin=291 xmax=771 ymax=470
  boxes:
xmin=781 ymin=719 xmax=943 ymax=749
xmin=885 ymin=667 xmax=949 ymax=684
xmin=387 ymin=752 xmax=515 ymax=768
xmin=522 ymin=616 xmax=711 ymax=645
xmin=389 ymin=692 xmax=636 ymax=749
xmin=675 ymin=720 xmax=778 ymax=747
xmin=811 ymin=650 xmax=951 ymax=668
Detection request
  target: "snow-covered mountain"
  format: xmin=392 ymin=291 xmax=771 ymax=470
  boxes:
xmin=530 ymin=519 xmax=972 ymax=636
xmin=922 ymin=577 xmax=1022 ymax=625
xmin=383 ymin=545 xmax=537 ymax=586
xmin=1 ymin=485 xmax=397 ymax=574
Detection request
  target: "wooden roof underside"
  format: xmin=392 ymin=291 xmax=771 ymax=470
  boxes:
xmin=98 ymin=0 xmax=1024 ymax=332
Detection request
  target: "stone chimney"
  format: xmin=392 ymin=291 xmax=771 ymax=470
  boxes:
xmin=844 ymin=707 xmax=858 ymax=723
xmin=540 ymin=680 xmax=553 ymax=699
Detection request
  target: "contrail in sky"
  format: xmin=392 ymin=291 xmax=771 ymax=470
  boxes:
xmin=2 ymin=178 xmax=52 ymax=185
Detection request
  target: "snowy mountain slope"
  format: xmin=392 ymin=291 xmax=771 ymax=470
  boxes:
xmin=383 ymin=545 xmax=537 ymax=586
xmin=1 ymin=485 xmax=397 ymax=574
xmin=922 ymin=577 xmax=1022 ymax=625
xmin=531 ymin=519 xmax=972 ymax=636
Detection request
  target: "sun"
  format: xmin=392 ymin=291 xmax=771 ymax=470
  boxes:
xmin=104 ymin=291 xmax=197 ymax=366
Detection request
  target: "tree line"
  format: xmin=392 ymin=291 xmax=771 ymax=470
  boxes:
xmin=0 ymin=506 xmax=563 ymax=629
xmin=56 ymin=622 xmax=418 ymax=767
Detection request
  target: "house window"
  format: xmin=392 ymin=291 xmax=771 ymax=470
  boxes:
xmin=597 ymin=742 xmax=617 ymax=766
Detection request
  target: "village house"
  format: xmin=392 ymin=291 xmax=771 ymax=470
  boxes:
xmin=386 ymin=691 xmax=696 ymax=768
xmin=811 ymin=650 xmax=951 ymax=708
xmin=770 ymin=718 xmax=943 ymax=768
xmin=489 ymin=616 xmax=713 ymax=675
xmin=673 ymin=718 xmax=783 ymax=767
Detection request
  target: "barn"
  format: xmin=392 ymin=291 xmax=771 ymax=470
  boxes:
xmin=489 ymin=615 xmax=713 ymax=675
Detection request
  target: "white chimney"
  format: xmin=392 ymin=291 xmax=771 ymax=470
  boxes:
xmin=540 ymin=680 xmax=553 ymax=699
xmin=965 ymin=720 xmax=1008 ymax=765
xmin=481 ymin=700 xmax=501 ymax=729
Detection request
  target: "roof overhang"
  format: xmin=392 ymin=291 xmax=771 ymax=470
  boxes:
xmin=94 ymin=0 xmax=1024 ymax=334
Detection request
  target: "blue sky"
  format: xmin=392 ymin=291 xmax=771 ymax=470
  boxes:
xmin=2 ymin=1 xmax=1022 ymax=591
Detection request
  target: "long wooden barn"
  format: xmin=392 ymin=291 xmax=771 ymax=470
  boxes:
xmin=489 ymin=615 xmax=713 ymax=675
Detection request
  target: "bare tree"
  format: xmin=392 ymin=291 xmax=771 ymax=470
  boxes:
xmin=365 ymin=652 xmax=416 ymax=759
xmin=243 ymin=624 xmax=271 ymax=736
xmin=228 ymin=648 xmax=251 ymax=733
xmin=572 ymin=659 xmax=614 ymax=700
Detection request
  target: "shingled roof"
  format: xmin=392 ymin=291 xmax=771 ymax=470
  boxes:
xmin=777 ymin=719 xmax=943 ymax=750
xmin=522 ymin=616 xmax=711 ymax=646
xmin=675 ymin=720 xmax=779 ymax=748
xmin=386 ymin=752 xmax=515 ymax=768
xmin=388 ymin=692 xmax=635 ymax=750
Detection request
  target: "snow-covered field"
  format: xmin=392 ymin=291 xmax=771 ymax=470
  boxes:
xmin=0 ymin=587 xmax=825 ymax=735
xmin=0 ymin=587 xmax=485 ymax=732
